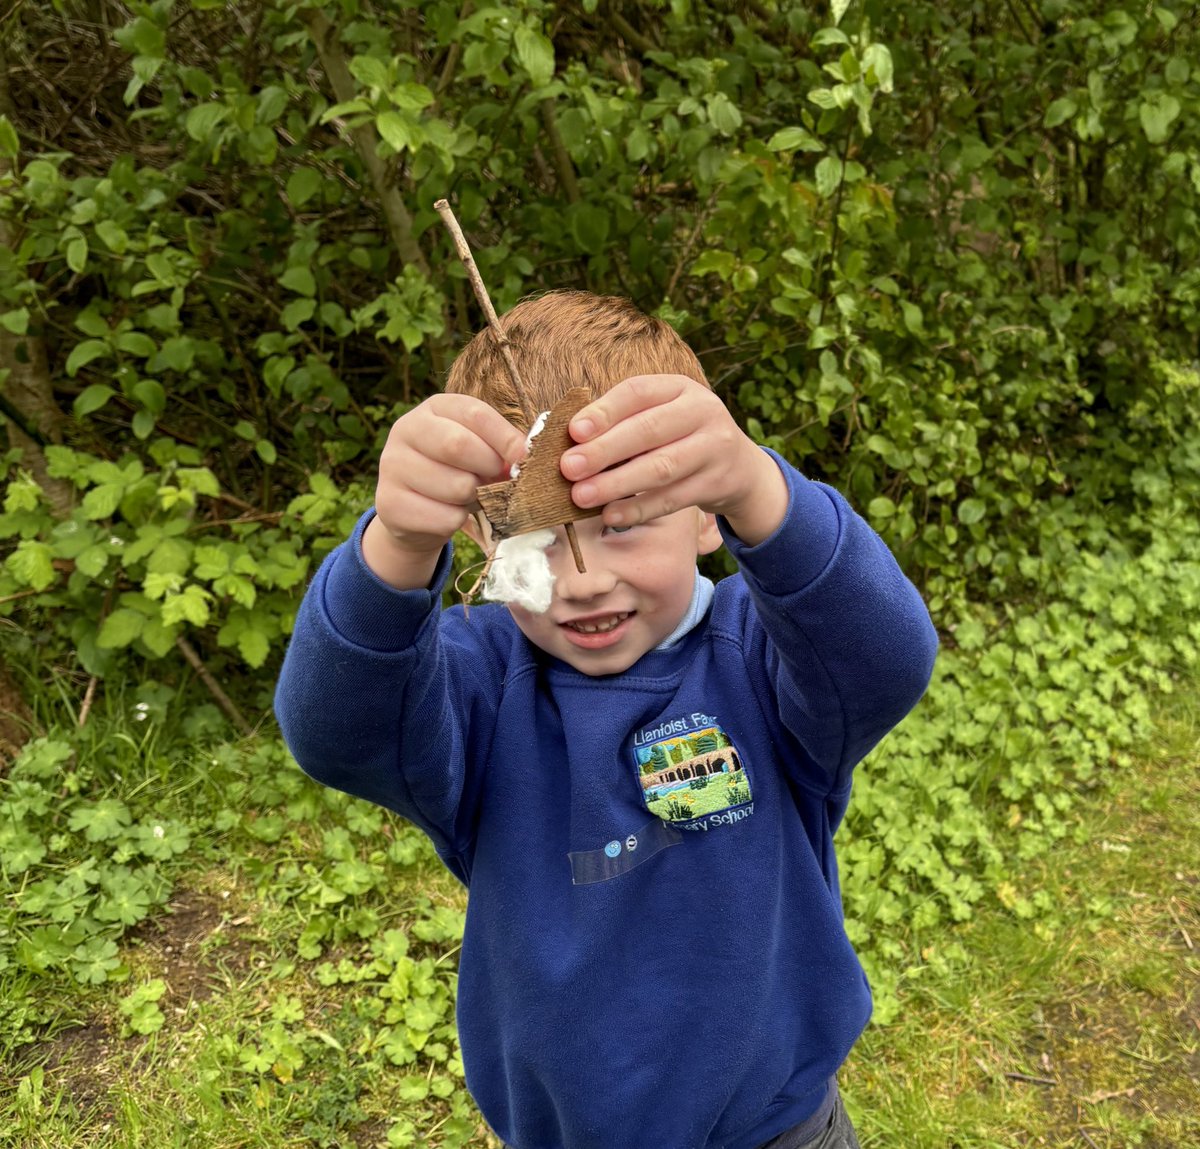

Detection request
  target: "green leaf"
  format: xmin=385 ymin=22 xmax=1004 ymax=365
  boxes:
xmin=70 ymin=938 xmax=122 ymax=985
xmin=116 ymin=331 xmax=157 ymax=357
xmin=132 ymin=378 xmax=166 ymax=414
xmin=0 ymin=114 xmax=19 ymax=158
xmin=514 ymin=26 xmax=555 ymax=88
xmin=389 ymin=83 xmax=434 ymax=112
xmin=186 ymin=102 xmax=227 ymax=141
xmin=868 ymin=496 xmax=895 ymax=520
xmin=95 ymin=219 xmax=129 ymax=253
xmin=256 ymin=85 xmax=288 ymax=125
xmin=279 ymin=267 xmax=316 ymax=297
xmin=255 ymin=439 xmax=278 ymax=465
xmin=74 ymin=384 xmax=116 ymax=418
xmin=69 ymin=797 xmax=132 ymax=841
xmin=349 ymin=55 xmax=390 ymax=90
xmin=147 ymin=536 xmax=192 ymax=576
xmin=0 ymin=306 xmax=28 ymax=334
xmin=132 ymin=409 xmax=156 ymax=440
xmin=899 ymin=300 xmax=924 ymax=334
xmin=81 ymin=482 xmax=123 ymax=520
xmin=139 ymin=617 xmax=177 ymax=658
xmin=396 ymin=1075 xmax=429 ymax=1102
xmin=75 ymin=545 xmax=110 ymax=578
xmin=66 ymin=237 xmax=89 ymax=273
xmin=1043 ymin=98 xmax=1077 ymax=129
xmin=862 ymin=43 xmax=894 ymax=93
xmin=569 ymin=203 xmax=610 ymax=255
xmin=766 ymin=126 xmax=823 ymax=152
xmin=150 ymin=336 xmax=195 ymax=373
xmin=161 ymin=584 xmax=211 ymax=627
xmin=376 ymin=111 xmax=413 ymax=152
xmin=98 ymin=608 xmax=146 ymax=649
xmin=280 ymin=298 xmax=315 ymax=329
xmin=66 ymin=339 xmax=110 ymax=376
xmin=5 ymin=540 xmax=55 ymax=590
xmin=691 ymin=250 xmax=736 ymax=278
xmin=1139 ymin=94 xmax=1181 ymax=144
xmin=706 ymin=93 xmax=742 ymax=135
xmin=815 ymin=156 xmax=843 ymax=197
xmin=831 ymin=0 xmax=851 ymax=26
xmin=237 ymin=627 xmax=270 ymax=668
xmin=957 ymin=498 xmax=986 ymax=524
xmin=286 ymin=168 xmax=323 ymax=207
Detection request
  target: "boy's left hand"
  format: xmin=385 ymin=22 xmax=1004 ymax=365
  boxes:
xmin=561 ymin=374 xmax=789 ymax=547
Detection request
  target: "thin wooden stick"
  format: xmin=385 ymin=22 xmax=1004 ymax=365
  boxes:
xmin=78 ymin=676 xmax=98 ymax=729
xmin=433 ymin=198 xmax=586 ymax=573
xmin=433 ymin=198 xmax=535 ymax=427
xmin=176 ymin=636 xmax=252 ymax=735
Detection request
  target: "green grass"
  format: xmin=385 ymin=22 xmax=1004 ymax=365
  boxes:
xmin=1 ymin=678 xmax=1196 ymax=1148
xmin=845 ymin=684 xmax=1200 ymax=1149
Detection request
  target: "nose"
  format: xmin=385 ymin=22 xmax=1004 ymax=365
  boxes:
xmin=552 ymin=542 xmax=618 ymax=602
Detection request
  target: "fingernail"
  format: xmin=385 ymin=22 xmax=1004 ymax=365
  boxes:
xmin=572 ymin=417 xmax=595 ymax=441
xmin=574 ymin=482 xmax=597 ymax=506
xmin=562 ymin=452 xmax=586 ymax=478
xmin=606 ymin=508 xmax=625 ymax=525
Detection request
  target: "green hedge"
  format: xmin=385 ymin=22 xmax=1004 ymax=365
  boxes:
xmin=2 ymin=0 xmax=1199 ymax=974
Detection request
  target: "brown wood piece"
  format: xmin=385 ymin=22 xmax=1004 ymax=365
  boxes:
xmin=476 ymin=387 xmax=602 ymax=545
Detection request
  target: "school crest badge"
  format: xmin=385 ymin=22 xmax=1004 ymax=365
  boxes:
xmin=633 ymin=712 xmax=751 ymax=827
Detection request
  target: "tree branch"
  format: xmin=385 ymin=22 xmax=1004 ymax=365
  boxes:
xmin=539 ymin=97 xmax=581 ymax=203
xmin=176 ymin=636 xmax=252 ymax=735
xmin=303 ymin=11 xmax=431 ymax=278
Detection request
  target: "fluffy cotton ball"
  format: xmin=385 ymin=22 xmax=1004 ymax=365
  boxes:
xmin=483 ymin=529 xmax=556 ymax=613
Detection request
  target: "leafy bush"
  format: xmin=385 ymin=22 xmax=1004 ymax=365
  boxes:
xmin=2 ymin=0 xmax=1199 ymax=1028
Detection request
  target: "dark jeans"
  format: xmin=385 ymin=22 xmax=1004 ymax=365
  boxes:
xmin=503 ymin=1093 xmax=862 ymax=1149
xmin=757 ymin=1093 xmax=862 ymax=1149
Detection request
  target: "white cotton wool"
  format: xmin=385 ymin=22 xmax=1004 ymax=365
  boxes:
xmin=483 ymin=529 xmax=557 ymax=614
xmin=482 ymin=410 xmax=556 ymax=614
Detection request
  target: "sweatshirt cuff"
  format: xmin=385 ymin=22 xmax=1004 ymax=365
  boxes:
xmin=320 ymin=509 xmax=452 ymax=652
xmin=719 ymin=450 xmax=841 ymax=594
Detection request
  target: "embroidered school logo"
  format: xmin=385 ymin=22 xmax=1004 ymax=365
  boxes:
xmin=633 ymin=712 xmax=752 ymax=829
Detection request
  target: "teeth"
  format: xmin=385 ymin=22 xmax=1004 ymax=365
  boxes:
xmin=568 ymin=612 xmax=630 ymax=634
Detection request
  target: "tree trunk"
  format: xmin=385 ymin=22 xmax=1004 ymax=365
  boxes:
xmin=0 ymin=34 xmax=74 ymax=517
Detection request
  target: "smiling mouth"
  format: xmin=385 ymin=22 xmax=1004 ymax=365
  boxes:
xmin=563 ymin=612 xmax=632 ymax=635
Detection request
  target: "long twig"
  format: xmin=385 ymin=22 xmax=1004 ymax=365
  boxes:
xmin=77 ymin=676 xmax=97 ymax=728
xmin=176 ymin=636 xmax=252 ymax=735
xmin=433 ymin=199 xmax=535 ymax=425
xmin=433 ymin=199 xmax=586 ymax=573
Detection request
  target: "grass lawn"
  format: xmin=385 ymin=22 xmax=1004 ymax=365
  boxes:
xmin=1 ymin=683 xmax=1195 ymax=1147
xmin=846 ymin=685 xmax=1200 ymax=1148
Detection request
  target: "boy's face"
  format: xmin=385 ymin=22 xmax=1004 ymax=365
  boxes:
xmin=499 ymin=509 xmax=722 ymax=676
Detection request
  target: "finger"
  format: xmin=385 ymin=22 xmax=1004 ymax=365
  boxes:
xmin=382 ymin=453 xmax=483 ymax=511
xmin=571 ymin=441 xmax=701 ymax=510
xmin=596 ymin=481 xmax=705 ymax=528
xmin=397 ymin=409 xmax=512 ymax=484
xmin=375 ymin=487 xmax=471 ymax=544
xmin=562 ymin=385 xmax=701 ymax=482
xmin=427 ymin=394 xmax=527 ymax=471
xmin=568 ymin=375 xmax=691 ymax=444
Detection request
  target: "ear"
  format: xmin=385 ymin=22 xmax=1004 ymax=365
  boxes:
xmin=696 ymin=511 xmax=722 ymax=556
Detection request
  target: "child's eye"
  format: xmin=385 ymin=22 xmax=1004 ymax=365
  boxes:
xmin=603 ymin=523 xmax=634 ymax=536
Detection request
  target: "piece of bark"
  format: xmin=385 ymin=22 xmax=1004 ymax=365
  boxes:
xmin=476 ymin=388 xmax=601 ymax=540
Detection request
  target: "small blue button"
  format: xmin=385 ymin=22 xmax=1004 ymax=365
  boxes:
xmin=604 ymin=840 xmax=621 ymax=858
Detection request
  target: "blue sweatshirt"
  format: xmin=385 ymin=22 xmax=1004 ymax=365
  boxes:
xmin=275 ymin=461 xmax=938 ymax=1149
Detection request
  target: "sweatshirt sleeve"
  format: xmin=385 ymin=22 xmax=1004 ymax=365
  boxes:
xmin=719 ymin=452 xmax=938 ymax=794
xmin=273 ymin=510 xmax=495 ymax=855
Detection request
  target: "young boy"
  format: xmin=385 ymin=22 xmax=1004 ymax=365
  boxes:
xmin=275 ymin=291 xmax=938 ymax=1149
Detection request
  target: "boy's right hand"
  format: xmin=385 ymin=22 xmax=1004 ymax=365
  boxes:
xmin=363 ymin=394 xmax=526 ymax=589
